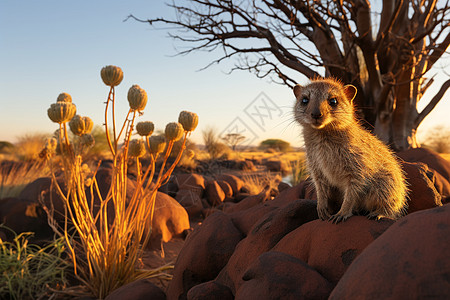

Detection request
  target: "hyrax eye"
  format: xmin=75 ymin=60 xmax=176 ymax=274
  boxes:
xmin=301 ymin=97 xmax=309 ymax=105
xmin=328 ymin=98 xmax=338 ymax=107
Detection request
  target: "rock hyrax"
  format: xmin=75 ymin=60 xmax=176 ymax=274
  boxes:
xmin=293 ymin=78 xmax=408 ymax=223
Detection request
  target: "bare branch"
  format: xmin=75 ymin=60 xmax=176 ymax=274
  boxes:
xmin=415 ymin=78 xmax=450 ymax=129
xmin=130 ymin=0 xmax=450 ymax=149
xmin=375 ymin=0 xmax=404 ymax=51
xmin=427 ymin=32 xmax=450 ymax=72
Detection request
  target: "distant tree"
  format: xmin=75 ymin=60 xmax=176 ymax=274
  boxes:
xmin=202 ymin=127 xmax=231 ymax=159
xmin=221 ymin=133 xmax=246 ymax=151
xmin=423 ymin=125 xmax=450 ymax=153
xmin=131 ymin=0 xmax=450 ymax=151
xmin=259 ymin=139 xmax=291 ymax=152
xmin=0 ymin=141 xmax=14 ymax=153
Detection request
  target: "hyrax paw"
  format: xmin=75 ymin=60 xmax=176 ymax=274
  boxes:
xmin=317 ymin=207 xmax=331 ymax=220
xmin=329 ymin=212 xmax=352 ymax=224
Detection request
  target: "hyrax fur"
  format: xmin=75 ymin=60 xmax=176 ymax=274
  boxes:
xmin=293 ymin=78 xmax=408 ymax=223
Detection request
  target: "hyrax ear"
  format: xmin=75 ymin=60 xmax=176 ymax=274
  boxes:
xmin=293 ymin=84 xmax=303 ymax=98
xmin=343 ymin=84 xmax=357 ymax=102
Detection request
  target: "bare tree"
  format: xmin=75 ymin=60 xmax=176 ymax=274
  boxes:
xmin=129 ymin=0 xmax=450 ymax=150
xmin=221 ymin=133 xmax=246 ymax=150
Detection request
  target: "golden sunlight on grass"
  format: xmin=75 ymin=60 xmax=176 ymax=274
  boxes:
xmin=239 ymin=150 xmax=305 ymax=162
xmin=0 ymin=161 xmax=48 ymax=199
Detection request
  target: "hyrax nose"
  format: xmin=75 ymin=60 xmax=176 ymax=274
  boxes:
xmin=311 ymin=109 xmax=323 ymax=120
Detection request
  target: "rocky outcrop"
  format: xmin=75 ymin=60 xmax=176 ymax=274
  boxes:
xmin=330 ymin=204 xmax=450 ymax=299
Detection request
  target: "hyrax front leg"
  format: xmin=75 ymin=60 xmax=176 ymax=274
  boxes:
xmin=314 ymin=178 xmax=333 ymax=220
xmin=329 ymin=183 xmax=359 ymax=223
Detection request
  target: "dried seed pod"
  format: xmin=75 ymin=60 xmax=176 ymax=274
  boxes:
xmin=57 ymin=93 xmax=72 ymax=103
xmin=136 ymin=121 xmax=154 ymax=136
xmin=147 ymin=135 xmax=166 ymax=154
xmin=128 ymin=139 xmax=146 ymax=157
xmin=165 ymin=122 xmax=184 ymax=141
xmin=100 ymin=65 xmax=124 ymax=87
xmin=47 ymin=102 xmax=77 ymax=124
xmin=178 ymin=111 xmax=198 ymax=132
xmin=83 ymin=116 xmax=94 ymax=134
xmin=80 ymin=133 xmax=95 ymax=148
xmin=39 ymin=137 xmax=58 ymax=159
xmin=127 ymin=84 xmax=148 ymax=111
xmin=69 ymin=115 xmax=93 ymax=135
xmin=69 ymin=115 xmax=85 ymax=136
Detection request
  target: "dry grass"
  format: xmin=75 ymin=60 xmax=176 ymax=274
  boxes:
xmin=14 ymin=133 xmax=50 ymax=161
xmin=242 ymin=173 xmax=281 ymax=195
xmin=239 ymin=150 xmax=305 ymax=162
xmin=0 ymin=161 xmax=48 ymax=199
xmin=288 ymin=159 xmax=309 ymax=186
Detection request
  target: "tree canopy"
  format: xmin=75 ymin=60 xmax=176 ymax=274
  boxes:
xmin=130 ymin=0 xmax=450 ymax=150
xmin=259 ymin=138 xmax=291 ymax=152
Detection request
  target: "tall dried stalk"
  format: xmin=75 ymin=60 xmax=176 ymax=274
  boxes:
xmin=44 ymin=66 xmax=197 ymax=298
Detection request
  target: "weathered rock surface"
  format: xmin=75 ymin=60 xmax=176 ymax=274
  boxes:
xmin=104 ymin=279 xmax=165 ymax=300
xmin=217 ymin=199 xmax=318 ymax=293
xmin=187 ymin=281 xmax=234 ymax=300
xmin=0 ymin=197 xmax=52 ymax=242
xmin=236 ymin=251 xmax=333 ymax=300
xmin=167 ymin=211 xmax=244 ymax=300
xmin=397 ymin=147 xmax=450 ymax=180
xmin=176 ymin=174 xmax=206 ymax=193
xmin=217 ymin=180 xmax=233 ymax=199
xmin=176 ymin=189 xmax=204 ymax=219
xmin=216 ymin=174 xmax=244 ymax=196
xmin=272 ymin=216 xmax=394 ymax=285
xmin=147 ymin=192 xmax=190 ymax=250
xmin=402 ymin=161 xmax=443 ymax=213
xmin=205 ymin=181 xmax=226 ymax=206
xmin=330 ymin=204 xmax=450 ymax=299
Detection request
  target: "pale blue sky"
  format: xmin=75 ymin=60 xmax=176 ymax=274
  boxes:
xmin=0 ymin=1 xmax=449 ymax=147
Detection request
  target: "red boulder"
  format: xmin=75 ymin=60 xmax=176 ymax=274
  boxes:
xmin=167 ymin=211 xmax=244 ymax=300
xmin=235 ymin=251 xmax=333 ymax=300
xmin=330 ymin=204 xmax=450 ymax=299
xmin=273 ymin=216 xmax=394 ymax=285
xmin=217 ymin=199 xmax=318 ymax=293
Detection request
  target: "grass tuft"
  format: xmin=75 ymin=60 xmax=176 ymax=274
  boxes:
xmin=0 ymin=226 xmax=69 ymax=300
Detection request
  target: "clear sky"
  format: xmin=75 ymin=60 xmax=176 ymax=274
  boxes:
xmin=0 ymin=1 xmax=449 ymax=147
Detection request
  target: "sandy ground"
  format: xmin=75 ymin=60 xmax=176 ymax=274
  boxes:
xmin=142 ymin=238 xmax=186 ymax=290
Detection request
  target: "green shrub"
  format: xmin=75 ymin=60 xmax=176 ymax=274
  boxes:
xmin=0 ymin=141 xmax=14 ymax=154
xmin=259 ymin=139 xmax=291 ymax=152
